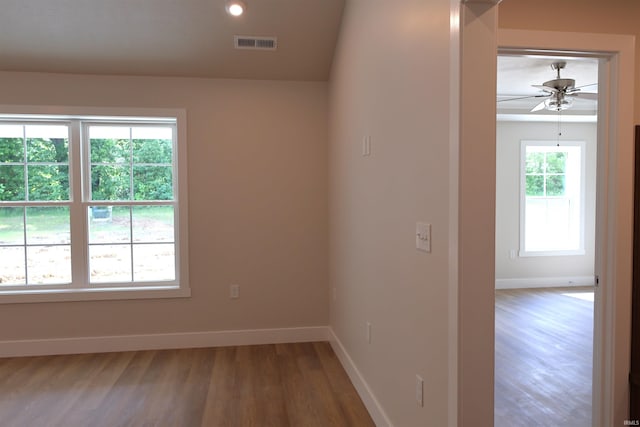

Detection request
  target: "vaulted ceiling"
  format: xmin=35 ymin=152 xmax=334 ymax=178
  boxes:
xmin=0 ymin=0 xmax=345 ymax=81
xmin=1 ymin=0 xmax=601 ymax=118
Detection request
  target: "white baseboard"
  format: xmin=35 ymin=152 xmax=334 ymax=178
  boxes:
xmin=0 ymin=326 xmax=329 ymax=358
xmin=328 ymin=328 xmax=393 ymax=427
xmin=495 ymin=275 xmax=595 ymax=290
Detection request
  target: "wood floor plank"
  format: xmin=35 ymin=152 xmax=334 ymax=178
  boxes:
xmin=495 ymin=287 xmax=593 ymax=427
xmin=0 ymin=342 xmax=374 ymax=427
xmin=313 ymin=342 xmax=375 ymax=427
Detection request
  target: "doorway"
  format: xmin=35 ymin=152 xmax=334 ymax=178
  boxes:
xmin=457 ymin=6 xmax=635 ymax=424
xmin=494 ymin=52 xmax=598 ymax=426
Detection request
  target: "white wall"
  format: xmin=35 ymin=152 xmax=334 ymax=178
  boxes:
xmin=0 ymin=71 xmax=329 ymax=341
xmin=495 ymin=120 xmax=596 ymax=288
xmin=328 ymin=0 xmax=452 ymax=425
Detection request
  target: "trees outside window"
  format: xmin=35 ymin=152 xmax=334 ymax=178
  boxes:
xmin=0 ymin=114 xmax=186 ymax=301
xmin=520 ymin=141 xmax=585 ymax=255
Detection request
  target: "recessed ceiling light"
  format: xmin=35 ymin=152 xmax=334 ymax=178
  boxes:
xmin=225 ymin=1 xmax=246 ymax=17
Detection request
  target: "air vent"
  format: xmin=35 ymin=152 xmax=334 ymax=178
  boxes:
xmin=234 ymin=36 xmax=277 ymax=51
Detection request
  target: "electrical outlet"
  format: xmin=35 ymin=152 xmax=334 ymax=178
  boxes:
xmin=230 ymin=284 xmax=240 ymax=299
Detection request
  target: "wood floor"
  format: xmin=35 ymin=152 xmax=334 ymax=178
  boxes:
xmin=495 ymin=287 xmax=594 ymax=427
xmin=0 ymin=342 xmax=375 ymax=427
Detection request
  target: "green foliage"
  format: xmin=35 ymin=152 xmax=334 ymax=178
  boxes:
xmin=546 ymin=175 xmax=565 ymax=196
xmin=91 ymin=137 xmax=173 ymax=201
xmin=133 ymin=138 xmax=172 ymax=164
xmin=0 ymin=137 xmax=69 ymax=202
xmin=0 ymin=138 xmax=24 ymax=162
xmin=526 ymin=175 xmax=544 ymax=196
xmin=525 ymin=150 xmax=566 ymax=197
xmin=525 ymin=152 xmax=544 ymax=174
xmin=91 ymin=165 xmax=131 ymax=201
xmin=0 ymin=133 xmax=174 ymax=203
xmin=133 ymin=167 xmax=173 ymax=200
xmin=545 ymin=152 xmax=566 ymax=174
xmin=28 ymin=165 xmax=69 ymax=200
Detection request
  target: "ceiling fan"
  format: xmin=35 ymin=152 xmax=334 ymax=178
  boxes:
xmin=499 ymin=61 xmax=598 ymax=112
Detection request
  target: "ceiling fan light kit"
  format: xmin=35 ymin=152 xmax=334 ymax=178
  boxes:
xmin=499 ymin=60 xmax=598 ymax=113
xmin=225 ymin=0 xmax=246 ymax=17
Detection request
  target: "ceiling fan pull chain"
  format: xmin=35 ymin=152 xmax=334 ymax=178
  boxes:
xmin=557 ymin=110 xmax=562 ymax=146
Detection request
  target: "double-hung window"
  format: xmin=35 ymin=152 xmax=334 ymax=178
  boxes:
xmin=520 ymin=140 xmax=585 ymax=256
xmin=0 ymin=108 xmax=188 ymax=302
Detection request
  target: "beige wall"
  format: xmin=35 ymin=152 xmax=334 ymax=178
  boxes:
xmin=0 ymin=71 xmax=328 ymax=339
xmin=495 ymin=121 xmax=597 ymax=284
xmin=328 ymin=0 xmax=452 ymax=425
xmin=499 ymin=0 xmax=640 ymax=124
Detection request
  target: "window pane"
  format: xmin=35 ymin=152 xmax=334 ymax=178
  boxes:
xmin=89 ymin=205 xmax=131 ymax=244
xmin=26 ymin=207 xmax=70 ymax=245
xmin=89 ymin=245 xmax=132 ymax=283
xmin=90 ymin=138 xmax=130 ymax=164
xmin=0 ymin=165 xmax=25 ymax=201
xmin=132 ymin=206 xmax=174 ymax=242
xmin=27 ymin=165 xmax=69 ymax=201
xmin=0 ymin=124 xmax=24 ymax=139
xmin=26 ymin=126 xmax=69 ymax=163
xmin=91 ymin=165 xmax=131 ymax=201
xmin=525 ymin=152 xmax=544 ymax=174
xmin=25 ymin=125 xmax=68 ymax=140
xmin=546 ymin=175 xmax=565 ymax=196
xmin=545 ymin=152 xmax=566 ymax=173
xmin=0 ymin=137 xmax=24 ymax=162
xmin=0 ymin=207 xmax=24 ymax=245
xmin=525 ymin=175 xmax=544 ymax=196
xmin=89 ymin=126 xmax=131 ymax=163
xmin=525 ymin=198 xmax=574 ymax=252
xmin=26 ymin=246 xmax=71 ymax=284
xmin=0 ymin=247 xmax=25 ymax=285
xmin=133 ymin=166 xmax=173 ymax=200
xmin=133 ymin=244 xmax=175 ymax=281
xmin=132 ymin=127 xmax=173 ymax=163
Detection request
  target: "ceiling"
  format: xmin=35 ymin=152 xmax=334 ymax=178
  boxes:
xmin=497 ymin=55 xmax=599 ymax=121
xmin=0 ymin=0 xmax=345 ymax=81
xmin=0 ymin=1 xmax=603 ymax=111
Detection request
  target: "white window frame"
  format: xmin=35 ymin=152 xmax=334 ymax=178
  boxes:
xmin=519 ymin=140 xmax=586 ymax=257
xmin=0 ymin=106 xmax=189 ymax=303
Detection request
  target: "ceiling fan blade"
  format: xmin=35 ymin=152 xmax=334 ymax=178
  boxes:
xmin=530 ymin=100 xmax=547 ymax=112
xmin=567 ymin=92 xmax=598 ymax=100
xmin=532 ymin=84 xmax=558 ymax=93
xmin=497 ymin=94 xmax=546 ymax=103
xmin=574 ymin=83 xmax=598 ymax=90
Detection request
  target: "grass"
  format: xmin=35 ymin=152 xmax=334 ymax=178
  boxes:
xmin=0 ymin=205 xmax=174 ymax=244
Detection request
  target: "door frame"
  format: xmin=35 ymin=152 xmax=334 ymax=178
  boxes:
xmin=496 ymin=29 xmax=635 ymax=427
xmin=456 ymin=8 xmax=635 ymax=425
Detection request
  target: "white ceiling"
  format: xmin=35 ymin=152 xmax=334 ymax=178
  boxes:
xmin=0 ymin=1 xmax=603 ymax=115
xmin=0 ymin=0 xmax=345 ymax=81
xmin=497 ymin=55 xmax=599 ymax=120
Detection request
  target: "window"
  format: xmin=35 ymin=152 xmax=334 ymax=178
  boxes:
xmin=0 ymin=108 xmax=188 ymax=302
xmin=520 ymin=141 xmax=585 ymax=256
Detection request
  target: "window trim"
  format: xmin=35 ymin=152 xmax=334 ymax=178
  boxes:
xmin=0 ymin=105 xmax=189 ymax=304
xmin=518 ymin=139 xmax=586 ymax=257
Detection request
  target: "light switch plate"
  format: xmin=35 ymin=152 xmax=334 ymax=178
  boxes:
xmin=416 ymin=222 xmax=431 ymax=252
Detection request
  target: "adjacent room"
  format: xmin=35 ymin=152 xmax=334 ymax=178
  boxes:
xmin=495 ymin=54 xmax=598 ymax=426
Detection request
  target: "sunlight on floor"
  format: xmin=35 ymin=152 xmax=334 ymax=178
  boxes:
xmin=562 ymin=292 xmax=595 ymax=302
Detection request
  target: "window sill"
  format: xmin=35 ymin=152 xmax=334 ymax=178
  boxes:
xmin=0 ymin=286 xmax=190 ymax=304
